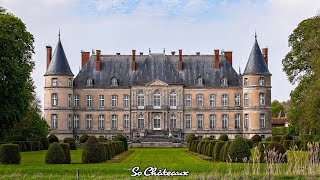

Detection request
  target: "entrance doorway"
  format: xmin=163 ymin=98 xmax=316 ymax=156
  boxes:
xmin=153 ymin=115 xmax=161 ymax=130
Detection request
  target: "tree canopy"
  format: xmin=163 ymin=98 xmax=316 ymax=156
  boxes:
xmin=282 ymin=14 xmax=320 ymax=134
xmin=271 ymin=100 xmax=285 ymax=118
xmin=0 ymin=8 xmax=35 ymax=139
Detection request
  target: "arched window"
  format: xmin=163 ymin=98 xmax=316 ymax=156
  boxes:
xmin=137 ymin=114 xmax=144 ymax=129
xmin=86 ymin=78 xmax=93 ymax=86
xmin=197 ymin=77 xmax=204 ymax=86
xmin=137 ymin=91 xmax=144 ymax=108
xmin=153 ymin=90 xmax=161 ymax=108
xmin=111 ymin=77 xmax=118 ymax=86
xmin=221 ymin=77 xmax=228 ymax=86
xmin=170 ymin=114 xmax=177 ymax=129
xmin=169 ymin=91 xmax=177 ymax=108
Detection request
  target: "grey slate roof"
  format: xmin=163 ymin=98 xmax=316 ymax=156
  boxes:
xmin=45 ymin=38 xmax=73 ymax=76
xmin=73 ymin=54 xmax=240 ymax=88
xmin=243 ymin=38 xmax=271 ymax=75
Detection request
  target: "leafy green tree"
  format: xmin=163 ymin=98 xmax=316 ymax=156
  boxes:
xmin=0 ymin=7 xmax=35 ymax=140
xmin=272 ymin=100 xmax=285 ymax=118
xmin=282 ymin=14 xmax=320 ymax=134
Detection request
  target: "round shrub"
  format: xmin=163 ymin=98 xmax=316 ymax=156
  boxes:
xmin=218 ymin=134 xmax=229 ymax=141
xmin=48 ymin=134 xmax=59 ymax=143
xmin=265 ymin=141 xmax=287 ymax=163
xmin=228 ymin=137 xmax=251 ymax=163
xmin=45 ymin=142 xmax=65 ymax=164
xmin=220 ymin=141 xmax=232 ymax=162
xmin=80 ymin=134 xmax=89 ymax=143
xmin=186 ymin=134 xmax=197 ymax=143
xmin=114 ymin=134 xmax=128 ymax=151
xmin=59 ymin=143 xmax=71 ymax=164
xmin=0 ymin=144 xmax=21 ymax=164
xmin=251 ymin=134 xmax=262 ymax=142
xmin=64 ymin=137 xmax=77 ymax=150
xmin=40 ymin=137 xmax=49 ymax=150
xmin=82 ymin=136 xmax=105 ymax=163
xmin=265 ymin=136 xmax=272 ymax=141
xmin=213 ymin=141 xmax=225 ymax=161
xmin=246 ymin=140 xmax=253 ymax=149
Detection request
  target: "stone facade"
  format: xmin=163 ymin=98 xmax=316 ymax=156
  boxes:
xmin=44 ymin=36 xmax=272 ymax=140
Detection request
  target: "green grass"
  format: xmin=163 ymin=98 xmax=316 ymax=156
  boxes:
xmin=0 ymin=148 xmax=319 ymax=179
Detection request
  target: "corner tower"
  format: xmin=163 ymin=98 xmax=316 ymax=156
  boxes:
xmin=242 ymin=35 xmax=272 ymax=139
xmin=44 ymin=34 xmax=74 ymax=139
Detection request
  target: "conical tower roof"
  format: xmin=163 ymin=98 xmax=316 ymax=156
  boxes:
xmin=243 ymin=35 xmax=270 ymax=75
xmin=45 ymin=35 xmax=73 ymax=76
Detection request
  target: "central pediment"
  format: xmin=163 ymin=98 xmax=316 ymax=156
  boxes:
xmin=147 ymin=79 xmax=169 ymax=86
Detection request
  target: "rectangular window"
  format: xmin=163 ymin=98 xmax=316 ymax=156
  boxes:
xmin=170 ymin=92 xmax=177 ymax=107
xmin=137 ymin=116 xmax=144 ymax=129
xmin=74 ymin=95 xmax=80 ymax=107
xmin=222 ymin=94 xmax=228 ymax=107
xmin=244 ymin=78 xmax=248 ymax=86
xmin=111 ymin=95 xmax=118 ymax=107
xmin=185 ymin=115 xmax=191 ymax=129
xmin=244 ymin=93 xmax=249 ymax=107
xmin=209 ymin=114 xmax=216 ymax=129
xmin=73 ymin=115 xmax=80 ymax=129
xmin=123 ymin=115 xmax=129 ymax=129
xmin=244 ymin=114 xmax=249 ymax=129
xmin=68 ymin=94 xmax=72 ymax=107
xmin=234 ymin=94 xmax=240 ymax=107
xmin=137 ymin=92 xmax=144 ymax=108
xmin=259 ymin=93 xmax=265 ymax=106
xmin=222 ymin=114 xmax=228 ymax=129
xmin=98 ymin=115 xmax=105 ymax=130
xmin=209 ymin=94 xmax=216 ymax=107
xmin=124 ymin=94 xmax=130 ymax=108
xmin=260 ymin=114 xmax=266 ymax=128
xmin=259 ymin=77 xmax=265 ymax=86
xmin=51 ymin=93 xmax=58 ymax=107
xmin=197 ymin=94 xmax=203 ymax=107
xmin=68 ymin=78 xmax=72 ymax=87
xmin=170 ymin=115 xmax=177 ymax=129
xmin=153 ymin=91 xmax=161 ymax=107
xmin=86 ymin=114 xmax=92 ymax=129
xmin=111 ymin=115 xmax=118 ymax=129
xmin=86 ymin=95 xmax=92 ymax=107
xmin=197 ymin=114 xmax=204 ymax=129
xmin=52 ymin=78 xmax=58 ymax=87
xmin=51 ymin=114 xmax=58 ymax=129
xmin=68 ymin=114 xmax=72 ymax=130
xmin=99 ymin=95 xmax=105 ymax=107
xmin=235 ymin=114 xmax=241 ymax=129
xmin=185 ymin=94 xmax=191 ymax=107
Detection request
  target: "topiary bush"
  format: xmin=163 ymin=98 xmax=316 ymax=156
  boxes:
xmin=64 ymin=137 xmax=77 ymax=150
xmin=213 ymin=141 xmax=225 ymax=161
xmin=220 ymin=141 xmax=232 ymax=162
xmin=40 ymin=137 xmax=49 ymax=150
xmin=114 ymin=134 xmax=128 ymax=151
xmin=186 ymin=134 xmax=197 ymax=143
xmin=191 ymin=140 xmax=200 ymax=152
xmin=271 ymin=135 xmax=282 ymax=142
xmin=265 ymin=141 xmax=287 ymax=163
xmin=272 ymin=127 xmax=287 ymax=135
xmin=201 ymin=141 xmax=210 ymax=155
xmin=197 ymin=141 xmax=206 ymax=154
xmin=246 ymin=140 xmax=253 ymax=149
xmin=258 ymin=141 xmax=272 ymax=162
xmin=59 ymin=143 xmax=71 ymax=164
xmin=282 ymin=140 xmax=293 ymax=150
xmin=298 ymin=134 xmax=314 ymax=141
xmin=251 ymin=134 xmax=262 ymax=142
xmin=202 ymin=137 xmax=213 ymax=141
xmin=82 ymin=136 xmax=105 ymax=164
xmin=45 ymin=142 xmax=65 ymax=164
xmin=265 ymin=136 xmax=272 ymax=141
xmin=109 ymin=142 xmax=116 ymax=157
xmin=218 ymin=134 xmax=229 ymax=141
xmin=0 ymin=144 xmax=21 ymax=164
xmin=101 ymin=143 xmax=112 ymax=160
xmin=48 ymin=134 xmax=59 ymax=143
xmin=206 ymin=141 xmax=217 ymax=157
xmin=228 ymin=137 xmax=251 ymax=163
xmin=80 ymin=134 xmax=89 ymax=143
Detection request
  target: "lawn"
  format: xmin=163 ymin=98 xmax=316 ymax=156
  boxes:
xmin=0 ymin=148 xmax=319 ymax=179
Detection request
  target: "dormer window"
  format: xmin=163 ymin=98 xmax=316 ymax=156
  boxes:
xmin=197 ymin=77 xmax=204 ymax=86
xmin=52 ymin=78 xmax=58 ymax=87
xmin=221 ymin=77 xmax=228 ymax=86
xmin=86 ymin=78 xmax=93 ymax=86
xmin=259 ymin=77 xmax=265 ymax=86
xmin=111 ymin=77 xmax=118 ymax=86
xmin=244 ymin=78 xmax=248 ymax=86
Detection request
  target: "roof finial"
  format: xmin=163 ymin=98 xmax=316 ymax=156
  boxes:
xmin=255 ymin=30 xmax=257 ymax=40
xmin=149 ymin=48 xmax=151 ymax=54
xmin=58 ymin=28 xmax=61 ymax=40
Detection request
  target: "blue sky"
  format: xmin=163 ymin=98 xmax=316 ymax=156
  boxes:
xmin=1 ymin=0 xmax=320 ymax=106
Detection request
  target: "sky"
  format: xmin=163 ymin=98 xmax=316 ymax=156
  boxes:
xmin=1 ymin=0 xmax=320 ymax=106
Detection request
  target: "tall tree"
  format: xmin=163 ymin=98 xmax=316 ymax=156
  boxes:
xmin=282 ymin=14 xmax=320 ymax=134
xmin=271 ymin=100 xmax=285 ymax=118
xmin=0 ymin=8 xmax=35 ymax=139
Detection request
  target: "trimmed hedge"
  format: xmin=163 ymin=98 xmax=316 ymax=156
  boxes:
xmin=228 ymin=137 xmax=251 ymax=163
xmin=219 ymin=134 xmax=229 ymax=141
xmin=64 ymin=137 xmax=77 ymax=150
xmin=246 ymin=140 xmax=253 ymax=149
xmin=272 ymin=127 xmax=287 ymax=135
xmin=45 ymin=142 xmax=65 ymax=164
xmin=202 ymin=141 xmax=210 ymax=155
xmin=59 ymin=143 xmax=71 ymax=164
xmin=32 ymin=141 xmax=41 ymax=151
xmin=80 ymin=134 xmax=89 ymax=143
xmin=101 ymin=143 xmax=112 ymax=160
xmin=197 ymin=141 xmax=206 ymax=154
xmin=48 ymin=134 xmax=59 ymax=143
xmin=191 ymin=140 xmax=200 ymax=152
xmin=282 ymin=140 xmax=292 ymax=150
xmin=206 ymin=141 xmax=217 ymax=157
xmin=265 ymin=136 xmax=272 ymax=141
xmin=213 ymin=141 xmax=225 ymax=161
xmin=251 ymin=134 xmax=262 ymax=142
xmin=11 ymin=141 xmax=27 ymax=152
xmin=271 ymin=135 xmax=282 ymax=142
xmin=258 ymin=141 xmax=272 ymax=162
xmin=265 ymin=141 xmax=287 ymax=163
xmin=24 ymin=141 xmax=32 ymax=151
xmin=186 ymin=134 xmax=197 ymax=143
xmin=280 ymin=135 xmax=293 ymax=144
xmin=40 ymin=137 xmax=49 ymax=150
xmin=82 ymin=136 xmax=105 ymax=164
xmin=298 ymin=134 xmax=314 ymax=141
xmin=114 ymin=134 xmax=128 ymax=151
xmin=290 ymin=140 xmax=302 ymax=150
xmin=220 ymin=141 xmax=232 ymax=162
xmin=0 ymin=144 xmax=21 ymax=164
xmin=314 ymin=135 xmax=320 ymax=142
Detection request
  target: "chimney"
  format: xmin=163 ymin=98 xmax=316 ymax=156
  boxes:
xmin=224 ymin=51 xmax=233 ymax=66
xmin=139 ymin=52 xmax=143 ymax=55
xmin=262 ymin=48 xmax=268 ymax=67
xmin=214 ymin=49 xmax=220 ymax=69
xmin=81 ymin=51 xmax=90 ymax=68
xmin=46 ymin=46 xmax=52 ymax=70
xmin=132 ymin=49 xmax=136 ymax=71
xmin=116 ymin=53 xmax=120 ymax=55
xmin=178 ymin=49 xmax=183 ymax=71
xmin=196 ymin=52 xmax=200 ymax=55
xmin=96 ymin=50 xmax=101 ymax=71
xmin=171 ymin=51 xmax=175 ymax=55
